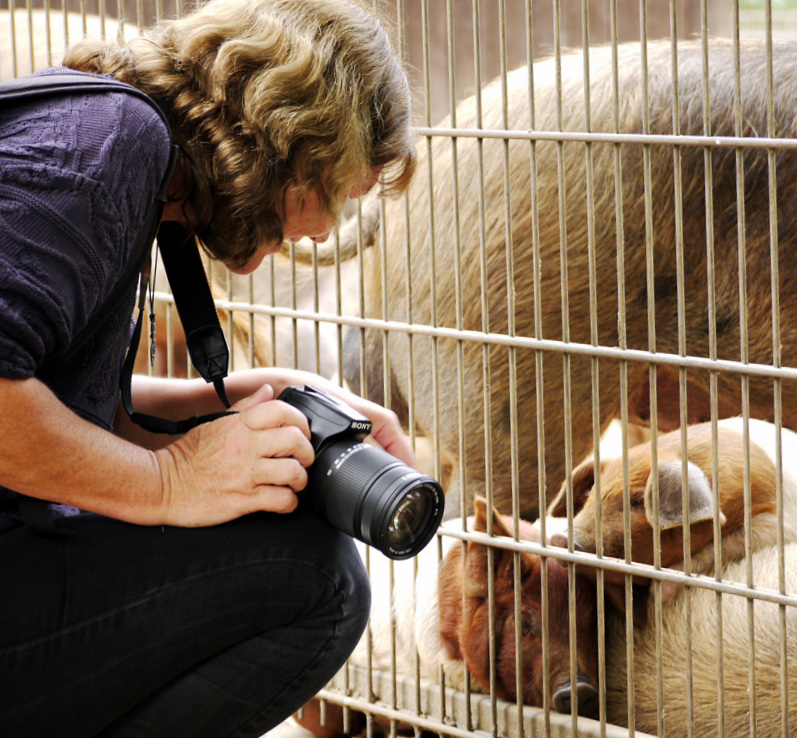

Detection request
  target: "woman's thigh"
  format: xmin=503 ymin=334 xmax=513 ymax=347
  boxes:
xmin=0 ymin=507 xmax=370 ymax=737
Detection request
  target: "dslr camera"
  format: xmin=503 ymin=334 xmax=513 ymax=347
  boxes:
xmin=279 ymin=385 xmax=445 ymax=559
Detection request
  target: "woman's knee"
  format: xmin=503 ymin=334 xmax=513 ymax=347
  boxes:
xmin=319 ymin=531 xmax=371 ymax=647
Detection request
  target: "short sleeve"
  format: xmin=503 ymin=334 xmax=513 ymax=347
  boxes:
xmin=0 ymin=71 xmax=172 ymax=380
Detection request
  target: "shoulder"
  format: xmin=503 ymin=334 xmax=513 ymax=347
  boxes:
xmin=36 ymin=68 xmax=171 ymax=168
xmin=1 ymin=68 xmax=171 ymax=179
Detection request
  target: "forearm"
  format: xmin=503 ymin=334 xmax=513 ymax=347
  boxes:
xmin=113 ymin=375 xmax=227 ymax=449
xmin=0 ymin=376 xmax=165 ymax=524
xmin=116 ymin=367 xmax=416 ymax=468
xmin=2 ymin=375 xmax=314 ymax=527
xmin=116 ymin=369 xmax=341 ymax=436
xmin=113 ymin=371 xmax=295 ymax=448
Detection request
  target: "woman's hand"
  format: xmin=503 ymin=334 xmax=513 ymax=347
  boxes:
xmin=220 ymin=368 xmax=418 ymax=469
xmin=323 ymin=387 xmax=416 ymax=467
xmin=153 ymin=383 xmax=316 ymax=526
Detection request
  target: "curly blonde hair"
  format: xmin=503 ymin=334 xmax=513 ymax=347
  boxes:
xmin=62 ymin=0 xmax=416 ymax=268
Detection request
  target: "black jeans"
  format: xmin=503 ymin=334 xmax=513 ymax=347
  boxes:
xmin=0 ymin=506 xmax=370 ymax=737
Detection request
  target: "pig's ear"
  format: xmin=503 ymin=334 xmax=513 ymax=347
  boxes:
xmin=473 ymin=496 xmax=489 ymax=531
xmin=547 ymin=459 xmax=596 ymax=518
xmin=472 ymin=496 xmax=513 ymax=538
xmin=465 ymin=498 xmax=515 ymax=597
xmin=644 ymin=460 xmax=727 ymax=530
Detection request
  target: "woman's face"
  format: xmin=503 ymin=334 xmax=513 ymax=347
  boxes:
xmin=227 ymin=166 xmax=383 ymax=275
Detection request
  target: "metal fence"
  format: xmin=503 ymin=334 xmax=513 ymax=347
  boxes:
xmin=5 ymin=1 xmax=797 ymax=736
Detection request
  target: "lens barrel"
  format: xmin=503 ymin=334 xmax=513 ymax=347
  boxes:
xmin=306 ymin=440 xmax=444 ymax=559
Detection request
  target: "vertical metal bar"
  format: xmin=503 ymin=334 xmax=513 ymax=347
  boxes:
xmin=668 ymin=7 xmax=697 ymax=738
xmin=289 ymin=244 xmax=299 ymax=369
xmin=762 ymin=2 xmax=789 ymax=735
xmin=222 ymin=266 xmax=235 ymax=372
xmin=245 ymin=274 xmax=255 ymax=369
xmin=334 ymin=223 xmax=345 ymax=396
xmin=43 ymin=0 xmax=52 ymax=68
xmin=165 ymin=302 xmax=175 ymax=377
xmin=311 ymin=239 xmax=321 ymax=376
xmin=469 ymin=5 xmax=486 ymax=575
xmin=728 ymin=5 xmax=757 ymax=735
xmin=25 ymin=0 xmax=33 ymax=73
xmin=697 ymin=3 xmax=726 ymax=732
xmin=415 ymin=0 xmax=447 ymax=719
xmin=60 ymin=2 xmax=67 ymax=65
xmin=98 ymin=0 xmax=107 ymax=40
xmin=389 ymin=555 xmax=399 ymax=738
xmin=605 ymin=1 xmax=624 ymax=731
xmin=578 ymin=1 xmax=597 ymax=732
xmin=462 ymin=0 xmax=496 ymax=728
xmin=377 ymin=0 xmax=406 ymax=435
xmin=550 ymin=3 xmax=573 ymax=730
xmin=7 ymin=1 xmax=19 ymax=80
xmin=523 ymin=3 xmax=550 ymax=730
xmin=118 ymin=0 xmax=126 ymax=41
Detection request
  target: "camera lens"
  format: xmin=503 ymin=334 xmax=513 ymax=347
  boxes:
xmin=386 ymin=487 xmax=433 ymax=548
xmin=306 ymin=440 xmax=444 ymax=559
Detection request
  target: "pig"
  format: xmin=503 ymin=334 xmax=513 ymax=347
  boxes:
xmin=546 ymin=418 xmax=797 ymax=618
xmin=309 ymin=37 xmax=797 ymax=523
xmin=355 ymin=495 xmax=599 ymax=714
xmin=604 ymin=543 xmax=797 ymax=736
xmin=295 ymin=496 xmax=601 ymax=738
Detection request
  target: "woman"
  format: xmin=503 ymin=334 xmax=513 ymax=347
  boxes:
xmin=0 ymin=0 xmax=416 ymax=735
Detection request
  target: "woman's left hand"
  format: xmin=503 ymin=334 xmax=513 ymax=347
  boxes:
xmin=330 ymin=389 xmax=416 ymax=467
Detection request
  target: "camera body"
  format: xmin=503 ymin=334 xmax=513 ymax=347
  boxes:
xmin=279 ymin=385 xmax=444 ymax=559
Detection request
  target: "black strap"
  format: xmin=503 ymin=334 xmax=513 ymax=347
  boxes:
xmin=0 ymin=73 xmax=167 ymax=113
xmin=158 ymin=222 xmax=232 ymax=406
xmin=120 ymin=222 xmax=235 ymax=435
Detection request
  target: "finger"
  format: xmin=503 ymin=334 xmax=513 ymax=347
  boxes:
xmin=366 ymin=415 xmax=417 ymax=467
xmin=250 ymin=486 xmax=300 ymax=514
xmin=241 ymin=399 xmax=311 ymax=438
xmin=231 ymin=382 xmax=275 ymax=412
xmin=253 ymin=457 xmax=309 ymax=493
xmin=255 ymin=426 xmax=315 ymax=469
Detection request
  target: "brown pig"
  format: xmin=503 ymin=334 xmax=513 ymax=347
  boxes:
xmin=295 ymin=496 xmax=601 ymax=738
xmin=437 ymin=497 xmax=600 ymax=715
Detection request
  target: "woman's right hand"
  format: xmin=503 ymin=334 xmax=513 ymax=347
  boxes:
xmin=154 ymin=383 xmax=316 ymax=526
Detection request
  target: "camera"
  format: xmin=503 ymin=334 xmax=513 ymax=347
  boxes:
xmin=279 ymin=385 xmax=445 ymax=559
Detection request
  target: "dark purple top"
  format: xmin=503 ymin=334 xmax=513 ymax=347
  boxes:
xmin=0 ymin=67 xmax=172 ymax=529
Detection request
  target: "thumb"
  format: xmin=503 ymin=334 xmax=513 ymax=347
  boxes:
xmin=232 ymin=382 xmax=275 ymax=412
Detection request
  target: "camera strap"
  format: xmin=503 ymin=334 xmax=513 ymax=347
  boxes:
xmin=120 ymin=221 xmax=235 ymax=435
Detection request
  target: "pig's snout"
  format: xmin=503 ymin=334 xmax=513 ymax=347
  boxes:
xmin=552 ymin=674 xmax=599 ymax=717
